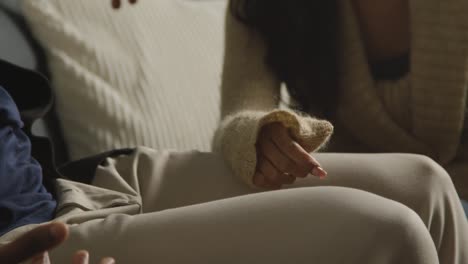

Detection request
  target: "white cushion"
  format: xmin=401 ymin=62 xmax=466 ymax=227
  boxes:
xmin=21 ymin=0 xmax=226 ymax=159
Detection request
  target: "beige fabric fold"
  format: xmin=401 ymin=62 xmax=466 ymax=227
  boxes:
xmin=2 ymin=148 xmax=466 ymax=263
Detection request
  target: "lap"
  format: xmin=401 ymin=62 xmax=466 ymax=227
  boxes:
xmin=290 ymin=153 xmax=452 ymax=211
xmin=0 ymin=149 xmax=454 ymax=263
xmin=47 ymin=149 xmax=441 ymax=263
xmin=51 ymin=187 xmax=429 ymax=264
xmin=127 ymin=149 xmax=450 ymax=215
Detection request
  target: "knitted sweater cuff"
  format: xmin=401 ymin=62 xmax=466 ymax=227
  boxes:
xmin=213 ymin=109 xmax=334 ymax=188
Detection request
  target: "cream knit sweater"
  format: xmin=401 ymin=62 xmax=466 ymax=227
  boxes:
xmin=213 ymin=0 xmax=468 ymax=195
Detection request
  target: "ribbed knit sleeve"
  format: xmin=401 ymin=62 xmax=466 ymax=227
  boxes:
xmin=213 ymin=4 xmax=333 ymax=187
xmin=333 ymin=0 xmax=468 ymax=164
xmin=409 ymin=0 xmax=468 ymax=164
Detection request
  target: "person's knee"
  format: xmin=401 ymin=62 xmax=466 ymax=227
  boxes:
xmin=384 ymin=204 xmax=426 ymax=240
xmin=381 ymin=204 xmax=437 ymax=263
xmin=308 ymin=188 xmax=436 ymax=262
xmin=406 ymin=154 xmax=451 ymax=182
xmin=399 ymin=154 xmax=454 ymax=203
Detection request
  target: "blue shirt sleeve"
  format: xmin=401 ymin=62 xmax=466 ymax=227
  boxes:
xmin=0 ymin=86 xmax=57 ymax=236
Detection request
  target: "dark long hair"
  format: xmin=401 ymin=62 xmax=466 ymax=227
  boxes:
xmin=230 ymin=0 xmax=340 ymax=118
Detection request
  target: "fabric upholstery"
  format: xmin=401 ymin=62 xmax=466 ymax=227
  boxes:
xmin=0 ymin=6 xmax=37 ymax=70
xmin=22 ymin=0 xmax=226 ymax=159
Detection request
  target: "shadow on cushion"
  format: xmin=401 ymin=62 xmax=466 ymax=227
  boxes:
xmin=0 ymin=5 xmax=69 ymax=166
xmin=462 ymin=200 xmax=468 ymax=218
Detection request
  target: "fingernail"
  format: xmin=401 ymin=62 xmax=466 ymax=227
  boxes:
xmin=44 ymin=252 xmax=51 ymax=264
xmin=312 ymin=166 xmax=327 ymax=178
xmin=79 ymin=251 xmax=89 ymax=263
xmin=102 ymin=257 xmax=116 ymax=264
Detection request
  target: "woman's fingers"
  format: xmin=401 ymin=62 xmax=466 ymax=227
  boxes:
xmin=253 ymin=122 xmax=328 ymax=188
xmin=254 ymin=122 xmax=329 ymax=188
xmin=258 ymin=137 xmax=310 ymax=179
xmin=253 ymin=172 xmax=266 ymax=188
xmin=254 ymin=156 xmax=296 ymax=189
xmin=72 ymin=250 xmax=89 ymax=264
xmin=258 ymin=155 xmax=296 ymax=186
xmin=268 ymin=123 xmax=327 ymax=178
xmin=269 ymin=123 xmax=319 ymax=166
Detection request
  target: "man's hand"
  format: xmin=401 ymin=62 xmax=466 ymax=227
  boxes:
xmin=0 ymin=222 xmax=115 ymax=264
xmin=0 ymin=223 xmax=68 ymax=264
xmin=254 ymin=123 xmax=327 ymax=189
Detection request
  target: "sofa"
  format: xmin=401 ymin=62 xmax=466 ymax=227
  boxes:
xmin=1 ymin=0 xmax=467 ymax=219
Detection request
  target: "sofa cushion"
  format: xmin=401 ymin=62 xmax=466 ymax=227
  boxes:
xmin=0 ymin=6 xmax=37 ymax=70
xmin=1 ymin=0 xmax=22 ymax=14
xmin=22 ymin=0 xmax=226 ymax=159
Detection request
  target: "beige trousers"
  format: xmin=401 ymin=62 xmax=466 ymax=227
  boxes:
xmin=5 ymin=147 xmax=468 ymax=264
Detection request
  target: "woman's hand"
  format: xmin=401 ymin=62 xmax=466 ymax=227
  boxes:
xmin=254 ymin=122 xmax=327 ymax=189
xmin=111 ymin=0 xmax=138 ymax=9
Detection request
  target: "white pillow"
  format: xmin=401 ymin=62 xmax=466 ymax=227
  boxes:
xmin=21 ymin=0 xmax=226 ymax=159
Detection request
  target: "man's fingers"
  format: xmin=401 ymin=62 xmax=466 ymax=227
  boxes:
xmin=73 ymin=250 xmax=89 ymax=264
xmin=0 ymin=222 xmax=68 ymax=264
xmin=72 ymin=251 xmax=116 ymax=264
xmin=99 ymin=257 xmax=116 ymax=264
xmin=30 ymin=252 xmax=51 ymax=264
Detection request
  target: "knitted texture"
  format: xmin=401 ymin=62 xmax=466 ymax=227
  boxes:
xmin=215 ymin=0 xmax=468 ymax=191
xmin=21 ymin=0 xmax=227 ymax=159
xmin=335 ymin=0 xmax=468 ymax=163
